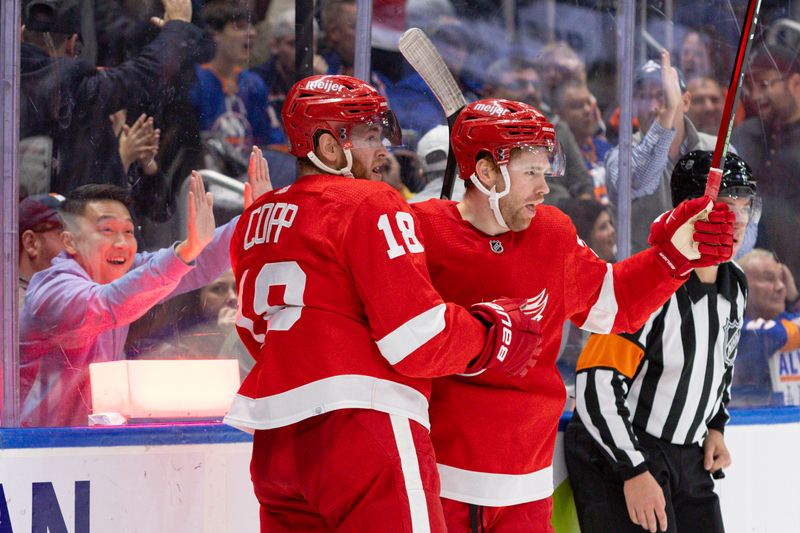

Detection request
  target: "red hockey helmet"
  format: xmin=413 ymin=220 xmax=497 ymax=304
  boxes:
xmin=451 ymin=99 xmax=564 ymax=180
xmin=282 ymin=75 xmax=402 ymax=158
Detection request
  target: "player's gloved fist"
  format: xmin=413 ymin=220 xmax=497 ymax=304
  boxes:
xmin=693 ymin=202 xmax=735 ymax=261
xmin=648 ymin=196 xmax=735 ymax=279
xmin=467 ymin=298 xmax=544 ymax=378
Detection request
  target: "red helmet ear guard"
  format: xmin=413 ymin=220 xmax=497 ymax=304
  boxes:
xmin=282 ymin=75 xmax=400 ymax=158
xmin=451 ymin=99 xmax=560 ymax=180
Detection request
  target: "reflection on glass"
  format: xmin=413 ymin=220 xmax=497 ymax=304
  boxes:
xmin=131 ymin=269 xmax=253 ymax=380
xmin=9 ymin=0 xmax=800 ymax=431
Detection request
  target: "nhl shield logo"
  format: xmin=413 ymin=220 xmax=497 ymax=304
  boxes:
xmin=489 ymin=240 xmax=504 ymax=254
xmin=722 ymin=317 xmax=742 ymax=365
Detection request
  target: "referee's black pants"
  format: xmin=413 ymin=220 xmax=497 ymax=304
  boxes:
xmin=564 ymin=418 xmax=724 ymax=533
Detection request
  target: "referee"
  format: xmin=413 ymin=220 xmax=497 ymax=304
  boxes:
xmin=564 ymin=150 xmax=758 ymax=533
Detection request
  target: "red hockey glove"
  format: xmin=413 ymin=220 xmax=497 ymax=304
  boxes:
xmin=468 ymin=298 xmax=544 ymax=378
xmin=648 ymin=196 xmax=735 ymax=279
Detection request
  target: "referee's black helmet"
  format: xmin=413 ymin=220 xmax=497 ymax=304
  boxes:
xmin=671 ymin=150 xmax=758 ymax=207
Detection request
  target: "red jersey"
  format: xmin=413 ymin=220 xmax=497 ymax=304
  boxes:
xmin=411 ymin=200 xmax=684 ymax=506
xmin=224 ymin=176 xmax=486 ymax=432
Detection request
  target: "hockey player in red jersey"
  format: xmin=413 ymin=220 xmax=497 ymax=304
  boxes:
xmin=410 ymin=98 xmax=736 ymax=532
xmin=225 ymin=76 xmax=545 ymax=532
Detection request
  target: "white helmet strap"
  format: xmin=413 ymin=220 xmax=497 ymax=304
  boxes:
xmin=469 ymin=164 xmax=512 ymax=229
xmin=307 ymin=148 xmax=354 ymax=178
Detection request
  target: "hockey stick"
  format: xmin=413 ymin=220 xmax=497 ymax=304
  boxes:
xmin=399 ymin=28 xmax=467 ymax=200
xmin=294 ymin=0 xmax=315 ymax=80
xmin=705 ymin=0 xmax=763 ymax=199
xmin=704 ymin=4 xmax=762 ymax=480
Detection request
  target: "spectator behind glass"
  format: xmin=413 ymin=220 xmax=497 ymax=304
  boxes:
xmin=108 ymin=109 xmax=175 ymax=223
xmin=428 ymin=20 xmax=483 ymax=102
xmin=86 ymin=1 xmax=217 ymax=242
xmin=18 ymin=194 xmax=65 ymax=308
xmin=558 ymin=198 xmax=617 ymax=263
xmin=483 ymin=56 xmax=593 ymax=203
xmin=320 ymin=0 xmax=356 ymax=76
xmin=190 ymin=1 xmax=283 ymax=156
xmin=678 ymin=29 xmax=713 ymax=81
xmin=141 ymin=270 xmax=254 ymax=380
xmin=553 ymin=80 xmax=612 ymax=204
xmin=18 ymin=153 xmax=272 ymax=427
xmin=686 ymin=75 xmax=724 ymax=135
xmin=320 ymin=0 xmax=447 ymax=138
xmin=251 ymin=9 xmax=326 ymax=147
xmin=376 ymin=149 xmax=425 ymax=200
xmin=408 ymin=124 xmax=466 ymax=203
xmin=734 ymin=249 xmax=800 ymax=407
xmin=19 ymin=0 xmax=201 ymax=199
xmin=110 ymin=110 xmax=159 ymax=178
xmin=555 ymin=197 xmax=617 ymax=389
xmin=605 ymin=51 xmax=720 ymax=253
xmin=533 ymin=41 xmax=587 ymax=107
xmin=732 ymin=43 xmax=800 ymax=283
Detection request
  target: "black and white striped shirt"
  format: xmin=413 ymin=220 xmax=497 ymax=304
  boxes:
xmin=573 ymin=262 xmax=747 ymax=479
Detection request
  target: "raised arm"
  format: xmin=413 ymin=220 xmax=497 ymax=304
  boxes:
xmin=80 ymin=0 xmax=201 ymax=116
xmin=606 ymin=50 xmax=681 ymax=201
xmin=569 ymin=197 xmax=734 ymax=335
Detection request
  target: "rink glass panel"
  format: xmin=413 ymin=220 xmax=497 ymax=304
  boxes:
xmin=4 ymin=0 xmax=795 ymax=428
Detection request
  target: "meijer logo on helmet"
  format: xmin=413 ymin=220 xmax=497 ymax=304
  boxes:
xmin=474 ymin=103 xmax=508 ymax=117
xmin=306 ymin=79 xmax=343 ymax=93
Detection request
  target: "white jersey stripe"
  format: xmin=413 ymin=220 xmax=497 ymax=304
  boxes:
xmin=627 ymin=321 xmax=653 ymax=422
xmin=578 ymin=371 xmax=646 ymax=468
xmin=627 ymin=359 xmax=647 ymax=421
xmin=575 ymin=373 xmax=619 ymax=460
xmin=674 ymin=294 xmax=711 ymax=442
xmin=645 ymin=301 xmax=685 ymax=437
xmin=377 ymin=304 xmax=447 ymax=365
xmin=437 ymin=463 xmax=554 ymax=507
xmin=611 ymin=374 xmax=648 ymax=466
xmin=390 ymin=414 xmax=431 ymax=533
xmin=580 ymin=264 xmax=618 ymax=334
xmin=694 ymin=294 xmax=733 ymax=442
xmin=224 ymin=375 xmax=430 ymax=431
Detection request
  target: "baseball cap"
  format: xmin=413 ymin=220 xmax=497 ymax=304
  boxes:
xmin=749 ymin=43 xmax=800 ymax=75
xmin=19 ymin=194 xmax=65 ymax=235
xmin=24 ymin=0 xmax=81 ymax=35
xmin=416 ymin=125 xmax=450 ymax=175
xmin=635 ymin=59 xmax=687 ymax=92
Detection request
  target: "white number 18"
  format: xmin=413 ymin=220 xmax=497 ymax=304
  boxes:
xmin=377 ymin=212 xmax=424 ymax=259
